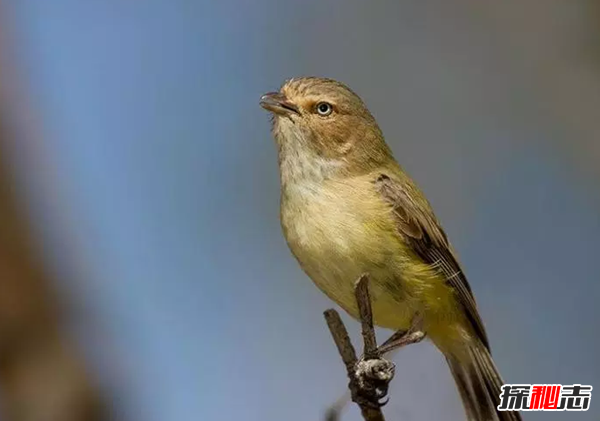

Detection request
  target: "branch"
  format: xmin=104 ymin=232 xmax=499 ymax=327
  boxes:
xmin=323 ymin=274 xmax=395 ymax=421
xmin=356 ymin=275 xmax=378 ymax=360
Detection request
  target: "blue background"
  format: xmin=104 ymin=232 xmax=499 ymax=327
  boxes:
xmin=3 ymin=1 xmax=599 ymax=420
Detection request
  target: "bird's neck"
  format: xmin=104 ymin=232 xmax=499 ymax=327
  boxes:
xmin=273 ymin=118 xmax=345 ymax=189
xmin=273 ymin=118 xmax=395 ymax=192
xmin=277 ymin=137 xmax=345 ymax=189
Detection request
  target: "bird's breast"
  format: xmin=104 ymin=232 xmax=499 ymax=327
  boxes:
xmin=280 ymin=177 xmax=412 ymax=327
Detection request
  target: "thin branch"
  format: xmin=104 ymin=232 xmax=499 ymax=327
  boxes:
xmin=324 ymin=310 xmax=359 ymax=376
xmin=323 ymin=274 xmax=393 ymax=421
xmin=355 ymin=274 xmax=378 ymax=360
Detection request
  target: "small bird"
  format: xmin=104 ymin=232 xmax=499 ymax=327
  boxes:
xmin=260 ymin=77 xmax=521 ymax=421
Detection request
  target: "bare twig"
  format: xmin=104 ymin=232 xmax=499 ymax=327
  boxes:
xmin=323 ymin=274 xmax=394 ymax=421
xmin=324 ymin=310 xmax=359 ymax=375
xmin=356 ymin=274 xmax=378 ymax=360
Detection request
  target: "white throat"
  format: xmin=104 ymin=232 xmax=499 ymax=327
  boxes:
xmin=274 ymin=118 xmax=344 ymax=189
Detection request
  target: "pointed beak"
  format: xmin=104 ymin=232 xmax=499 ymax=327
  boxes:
xmin=259 ymin=92 xmax=300 ymax=116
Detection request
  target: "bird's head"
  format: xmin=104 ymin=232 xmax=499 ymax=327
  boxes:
xmin=260 ymin=77 xmax=393 ymax=178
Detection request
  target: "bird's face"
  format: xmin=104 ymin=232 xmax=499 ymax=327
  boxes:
xmin=260 ymin=77 xmax=391 ymax=171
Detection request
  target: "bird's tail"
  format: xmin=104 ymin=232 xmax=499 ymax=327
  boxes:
xmin=445 ymin=341 xmax=522 ymax=421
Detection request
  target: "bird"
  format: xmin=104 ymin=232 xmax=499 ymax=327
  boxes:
xmin=259 ymin=76 xmax=522 ymax=421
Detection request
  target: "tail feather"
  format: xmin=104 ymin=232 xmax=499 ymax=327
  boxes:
xmin=446 ymin=342 xmax=522 ymax=421
xmin=447 ymin=357 xmax=481 ymax=421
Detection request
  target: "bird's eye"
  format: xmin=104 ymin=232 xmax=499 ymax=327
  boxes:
xmin=315 ymin=102 xmax=333 ymax=116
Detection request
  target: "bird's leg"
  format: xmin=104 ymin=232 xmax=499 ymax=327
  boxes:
xmin=377 ymin=314 xmax=426 ymax=356
xmin=324 ymin=329 xmax=425 ymax=420
xmin=377 ymin=329 xmax=425 ymax=355
xmin=324 ymin=353 xmax=399 ymax=420
xmin=323 ymin=277 xmax=426 ymax=421
xmin=349 ymin=317 xmax=424 ymax=410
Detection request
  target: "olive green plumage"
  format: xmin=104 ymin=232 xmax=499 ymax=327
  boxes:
xmin=261 ymin=77 xmax=522 ymax=421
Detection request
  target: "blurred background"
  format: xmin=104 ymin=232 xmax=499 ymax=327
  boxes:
xmin=0 ymin=1 xmax=598 ymax=420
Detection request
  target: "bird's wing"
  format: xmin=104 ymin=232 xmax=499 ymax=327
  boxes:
xmin=375 ymin=173 xmax=490 ymax=350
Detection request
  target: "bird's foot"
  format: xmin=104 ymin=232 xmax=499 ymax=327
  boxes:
xmin=349 ymin=358 xmax=395 ymax=408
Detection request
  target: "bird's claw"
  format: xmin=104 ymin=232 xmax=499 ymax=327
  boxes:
xmin=350 ymin=358 xmax=395 ymax=408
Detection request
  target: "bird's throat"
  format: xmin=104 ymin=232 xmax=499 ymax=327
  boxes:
xmin=274 ymin=119 xmax=345 ymax=188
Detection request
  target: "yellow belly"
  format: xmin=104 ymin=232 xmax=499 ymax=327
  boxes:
xmin=280 ymin=176 xmax=474 ymax=355
xmin=281 ymin=178 xmax=421 ymax=330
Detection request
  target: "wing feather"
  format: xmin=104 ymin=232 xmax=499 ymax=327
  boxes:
xmin=375 ymin=173 xmax=490 ymax=350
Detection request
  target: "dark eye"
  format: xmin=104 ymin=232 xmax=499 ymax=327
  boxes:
xmin=315 ymin=102 xmax=333 ymax=116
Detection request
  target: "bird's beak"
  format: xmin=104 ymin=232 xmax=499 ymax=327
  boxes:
xmin=260 ymin=92 xmax=300 ymax=116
